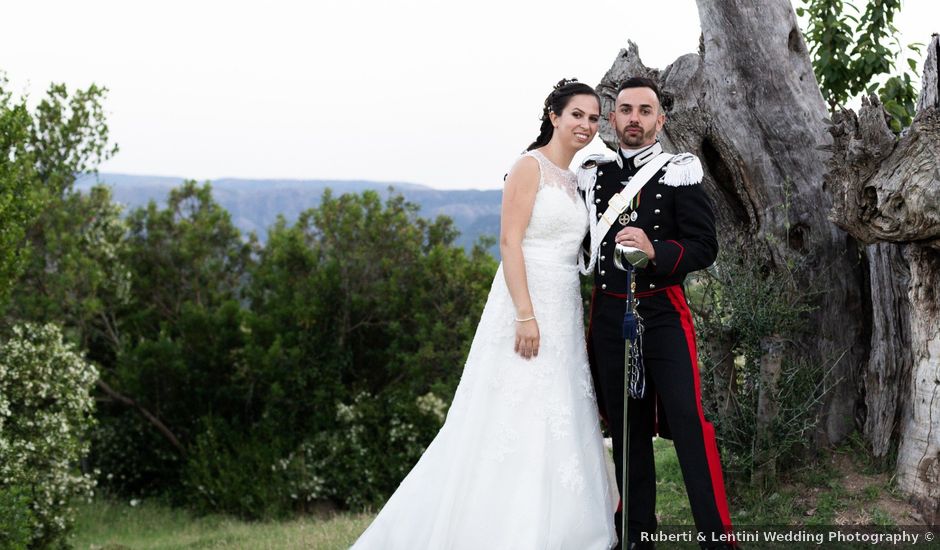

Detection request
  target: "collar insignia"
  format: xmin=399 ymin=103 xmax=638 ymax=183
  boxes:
xmin=634 ymin=142 xmax=663 ymax=167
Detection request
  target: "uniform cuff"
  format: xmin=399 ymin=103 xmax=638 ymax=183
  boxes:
xmin=650 ymin=240 xmax=685 ymax=276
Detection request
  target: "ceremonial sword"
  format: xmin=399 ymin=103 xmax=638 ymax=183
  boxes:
xmin=613 ymin=243 xmax=649 ymax=549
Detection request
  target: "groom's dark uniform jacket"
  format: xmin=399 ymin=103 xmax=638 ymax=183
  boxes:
xmin=587 ymin=150 xmax=717 ymax=298
xmin=580 ymin=142 xmax=735 ymax=550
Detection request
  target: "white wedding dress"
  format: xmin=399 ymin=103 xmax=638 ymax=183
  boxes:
xmin=351 ymin=149 xmax=617 ymax=550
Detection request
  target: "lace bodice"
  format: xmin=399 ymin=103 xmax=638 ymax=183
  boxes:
xmin=521 ymin=149 xmax=588 ymax=266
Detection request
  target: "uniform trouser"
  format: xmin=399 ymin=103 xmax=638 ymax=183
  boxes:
xmin=589 ymin=286 xmax=734 ymax=549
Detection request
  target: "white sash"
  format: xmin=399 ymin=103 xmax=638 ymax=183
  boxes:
xmin=594 ymin=152 xmax=673 ymax=245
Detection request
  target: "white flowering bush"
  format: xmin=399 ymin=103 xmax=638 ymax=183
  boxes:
xmin=0 ymin=323 xmax=98 ymax=548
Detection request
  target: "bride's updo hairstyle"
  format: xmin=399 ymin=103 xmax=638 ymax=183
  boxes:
xmin=526 ymin=78 xmax=600 ymax=152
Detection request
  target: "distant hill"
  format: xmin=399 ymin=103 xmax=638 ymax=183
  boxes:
xmin=75 ymin=173 xmax=502 ymax=253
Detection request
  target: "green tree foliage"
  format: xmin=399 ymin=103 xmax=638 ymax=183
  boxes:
xmin=80 ymin=185 xmax=496 ymax=518
xmin=2 ymin=79 xmax=121 ymax=348
xmin=7 ymin=186 xmax=130 ymax=353
xmin=249 ymin=190 xmax=494 ymax=405
xmin=28 ymin=83 xmax=117 ymax=196
xmin=121 ymin=181 xmax=254 ymax=338
xmin=798 ymin=0 xmax=921 ymax=130
xmin=0 ymin=77 xmax=43 ymax=305
xmin=91 ymin=181 xmax=255 ymax=495
xmin=218 ymin=190 xmax=496 ymax=513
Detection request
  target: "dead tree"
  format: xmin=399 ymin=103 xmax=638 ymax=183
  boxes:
xmin=825 ymin=35 xmax=940 ymax=524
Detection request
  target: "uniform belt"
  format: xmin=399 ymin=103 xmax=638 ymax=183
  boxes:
xmin=599 ymin=284 xmax=680 ymax=299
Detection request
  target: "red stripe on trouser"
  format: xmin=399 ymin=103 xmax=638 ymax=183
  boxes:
xmin=665 ymin=286 xmax=734 ymax=539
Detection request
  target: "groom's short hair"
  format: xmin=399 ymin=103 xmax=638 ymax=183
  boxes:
xmin=617 ymin=77 xmax=665 ymax=114
xmin=617 ymin=77 xmax=662 ymax=106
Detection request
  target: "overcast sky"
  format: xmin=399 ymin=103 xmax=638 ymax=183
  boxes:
xmin=1 ymin=1 xmax=936 ymax=189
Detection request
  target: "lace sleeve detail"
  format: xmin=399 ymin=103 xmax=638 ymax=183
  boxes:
xmin=522 ymin=151 xmax=546 ymax=191
xmin=524 ymin=150 xmax=578 ymax=200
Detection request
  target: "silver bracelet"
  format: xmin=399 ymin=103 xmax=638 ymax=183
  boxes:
xmin=514 ymin=315 xmax=536 ymax=322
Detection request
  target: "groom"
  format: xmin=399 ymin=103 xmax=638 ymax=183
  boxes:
xmin=579 ymin=77 xmax=735 ymax=550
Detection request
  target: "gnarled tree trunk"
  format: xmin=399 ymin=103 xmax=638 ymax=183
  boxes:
xmin=860 ymin=242 xmax=912 ymax=460
xmin=825 ymin=34 xmax=940 ymax=525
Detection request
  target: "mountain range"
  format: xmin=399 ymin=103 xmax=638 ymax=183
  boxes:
xmin=75 ymin=173 xmax=503 ymax=253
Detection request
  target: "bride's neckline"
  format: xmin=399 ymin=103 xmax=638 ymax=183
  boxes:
xmin=531 ymin=149 xmax=574 ymax=174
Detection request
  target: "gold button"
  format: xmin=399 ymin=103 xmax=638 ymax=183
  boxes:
xmin=602 ymin=241 xmax=607 ymax=246
xmin=595 ymin=199 xmax=601 ymax=204
xmin=656 ymin=193 xmax=662 ymax=199
xmin=595 ymin=185 xmax=602 ymax=190
xmin=600 ymin=255 xmax=606 ymax=261
xmin=600 ymin=270 xmax=606 ymax=276
xmin=601 ymin=284 xmax=607 ymax=289
xmin=598 ymin=171 xmax=604 ymax=176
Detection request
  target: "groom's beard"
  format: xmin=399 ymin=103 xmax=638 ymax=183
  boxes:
xmin=617 ymin=124 xmax=656 ymax=148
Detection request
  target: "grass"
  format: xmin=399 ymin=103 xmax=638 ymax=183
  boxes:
xmin=70 ymin=438 xmax=924 ymax=549
xmin=69 ymin=500 xmax=372 ymax=550
xmin=70 ymin=439 xmax=689 ymax=549
xmin=652 ymin=437 xmax=693 ymax=524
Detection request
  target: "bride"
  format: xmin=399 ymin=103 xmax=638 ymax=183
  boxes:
xmin=351 ymin=79 xmax=617 ymax=550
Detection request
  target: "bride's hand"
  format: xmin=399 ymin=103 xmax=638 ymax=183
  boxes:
xmin=514 ymin=318 xmax=540 ymax=359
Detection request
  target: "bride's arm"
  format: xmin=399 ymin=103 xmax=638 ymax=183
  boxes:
xmin=500 ymin=155 xmax=540 ymax=359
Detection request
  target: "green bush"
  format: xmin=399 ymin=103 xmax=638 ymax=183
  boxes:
xmin=0 ymin=485 xmax=34 ymax=550
xmin=280 ymin=390 xmax=448 ymax=511
xmin=88 ymin=408 xmax=183 ymax=498
xmin=0 ymin=323 xmax=98 ymax=548
xmin=690 ymin=238 xmax=827 ymax=485
xmin=180 ymin=418 xmax=290 ymax=519
xmin=232 ymin=190 xmax=494 ymax=512
xmin=179 ymin=391 xmax=449 ymax=517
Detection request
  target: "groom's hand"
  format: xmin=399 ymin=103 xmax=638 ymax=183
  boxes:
xmin=615 ymin=227 xmax=655 ymax=261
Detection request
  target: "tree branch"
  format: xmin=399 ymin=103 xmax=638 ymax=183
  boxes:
xmin=96 ymin=378 xmax=187 ymax=456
